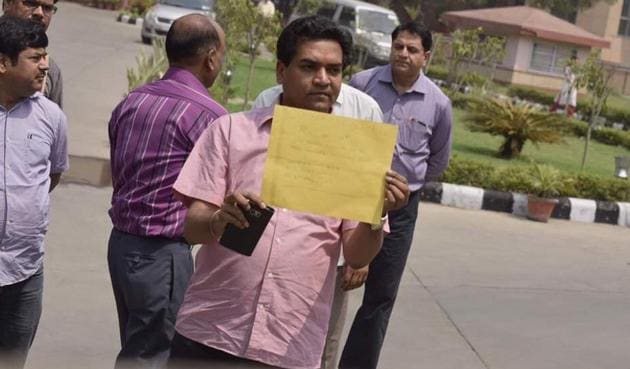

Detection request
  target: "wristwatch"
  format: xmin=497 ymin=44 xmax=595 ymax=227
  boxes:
xmin=371 ymin=214 xmax=388 ymax=231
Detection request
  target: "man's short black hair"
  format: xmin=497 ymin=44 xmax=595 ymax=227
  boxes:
xmin=391 ymin=22 xmax=432 ymax=52
xmin=276 ymin=15 xmax=353 ymax=68
xmin=0 ymin=16 xmax=47 ymax=64
xmin=165 ymin=15 xmax=220 ymax=64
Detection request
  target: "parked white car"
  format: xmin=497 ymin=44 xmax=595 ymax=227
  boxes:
xmin=300 ymin=0 xmax=399 ymax=67
xmin=141 ymin=0 xmax=215 ymax=44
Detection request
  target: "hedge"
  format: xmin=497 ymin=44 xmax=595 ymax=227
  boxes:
xmin=507 ymin=85 xmax=556 ymax=106
xmin=426 ymin=65 xmax=449 ymax=82
xmin=507 ymin=85 xmax=630 ymax=130
xmin=568 ymin=120 xmax=630 ymax=150
xmin=439 ymin=156 xmax=630 ymax=202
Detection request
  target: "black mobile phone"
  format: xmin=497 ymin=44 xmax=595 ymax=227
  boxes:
xmin=218 ymin=202 xmax=275 ymax=256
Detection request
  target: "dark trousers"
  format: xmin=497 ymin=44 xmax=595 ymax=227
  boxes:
xmin=168 ymin=332 xmax=279 ymax=369
xmin=108 ymin=229 xmax=194 ymax=369
xmin=0 ymin=268 xmax=44 ymax=369
xmin=339 ymin=191 xmax=421 ymax=369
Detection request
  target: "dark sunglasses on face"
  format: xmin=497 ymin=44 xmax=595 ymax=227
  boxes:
xmin=21 ymin=0 xmax=57 ymax=14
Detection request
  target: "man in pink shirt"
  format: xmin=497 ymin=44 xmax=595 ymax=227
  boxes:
xmin=167 ymin=16 xmax=410 ymax=369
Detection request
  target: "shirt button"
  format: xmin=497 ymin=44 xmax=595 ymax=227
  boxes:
xmin=276 ymin=238 xmax=281 ymax=243
xmin=267 ymin=272 xmax=274 ymax=278
xmin=281 ymin=208 xmax=287 ymax=212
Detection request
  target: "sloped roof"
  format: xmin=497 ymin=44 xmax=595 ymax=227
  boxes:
xmin=440 ymin=6 xmax=610 ymax=48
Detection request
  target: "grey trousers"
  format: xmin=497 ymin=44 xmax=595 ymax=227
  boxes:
xmin=108 ymin=229 xmax=193 ymax=369
xmin=321 ymin=266 xmax=349 ymax=369
xmin=0 ymin=268 xmax=43 ymax=369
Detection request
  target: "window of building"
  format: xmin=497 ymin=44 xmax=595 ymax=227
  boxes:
xmin=530 ymin=43 xmax=574 ymax=74
xmin=619 ymin=0 xmax=630 ymax=36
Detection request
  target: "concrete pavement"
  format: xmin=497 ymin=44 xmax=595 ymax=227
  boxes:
xmin=24 ymin=183 xmax=630 ymax=369
xmin=47 ymin=2 xmax=150 ymax=186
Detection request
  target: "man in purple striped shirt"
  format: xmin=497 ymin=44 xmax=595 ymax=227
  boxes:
xmin=107 ymin=14 xmax=227 ymax=368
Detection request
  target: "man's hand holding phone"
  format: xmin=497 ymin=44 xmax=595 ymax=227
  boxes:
xmin=209 ymin=192 xmax=265 ymax=237
xmin=211 ymin=192 xmax=275 ymax=256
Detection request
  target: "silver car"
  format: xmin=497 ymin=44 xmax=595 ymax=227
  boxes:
xmin=141 ymin=0 xmax=215 ymax=44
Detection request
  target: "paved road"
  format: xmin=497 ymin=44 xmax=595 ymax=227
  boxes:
xmin=46 ymin=3 xmax=150 ymax=184
xmin=24 ymin=184 xmax=630 ymax=369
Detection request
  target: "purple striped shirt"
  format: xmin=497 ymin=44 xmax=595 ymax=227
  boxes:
xmin=108 ymin=68 xmax=227 ymax=238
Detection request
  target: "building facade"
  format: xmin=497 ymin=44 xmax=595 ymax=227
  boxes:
xmin=576 ymin=0 xmax=630 ymax=95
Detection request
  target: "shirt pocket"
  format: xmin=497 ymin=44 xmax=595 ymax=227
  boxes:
xmin=398 ymin=118 xmax=432 ymax=153
xmin=25 ymin=133 xmax=51 ymax=177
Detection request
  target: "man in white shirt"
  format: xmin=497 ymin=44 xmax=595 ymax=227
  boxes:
xmin=254 ymin=83 xmax=383 ymax=122
xmin=257 ymin=0 xmax=275 ymax=18
xmin=252 ymin=83 xmax=384 ymax=369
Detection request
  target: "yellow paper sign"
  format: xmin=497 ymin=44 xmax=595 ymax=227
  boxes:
xmin=262 ymin=105 xmax=398 ymax=224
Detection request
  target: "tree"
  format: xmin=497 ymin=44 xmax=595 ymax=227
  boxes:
xmin=275 ymin=0 xmax=323 ymax=24
xmin=364 ymin=0 xmax=616 ymax=29
xmin=571 ymin=49 xmax=615 ymax=170
xmin=367 ymin=0 xmax=523 ymax=28
xmin=527 ymin=0 xmax=617 ymax=22
xmin=447 ymin=27 xmax=481 ymax=84
xmin=465 ymin=97 xmax=566 ymax=159
xmin=477 ymin=35 xmax=506 ymax=84
xmin=215 ymin=0 xmax=282 ymax=109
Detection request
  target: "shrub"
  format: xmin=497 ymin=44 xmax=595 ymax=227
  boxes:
xmin=465 ymin=98 xmax=567 ymax=158
xmin=526 ymin=164 xmax=566 ymax=198
xmin=459 ymin=72 xmax=488 ymax=89
xmin=128 ymin=0 xmax=154 ymax=17
xmin=487 ymin=166 xmax=531 ymax=194
xmin=426 ymin=65 xmax=448 ymax=82
xmin=507 ymin=85 xmax=630 ymax=130
xmin=439 ymin=154 xmax=495 ymax=187
xmin=507 ymin=85 xmax=555 ymax=106
xmin=126 ymin=37 xmax=167 ymax=92
xmin=568 ymin=120 xmax=630 ymax=150
xmin=438 ymin=156 xmax=630 ymax=202
xmin=443 ymin=88 xmax=478 ymax=109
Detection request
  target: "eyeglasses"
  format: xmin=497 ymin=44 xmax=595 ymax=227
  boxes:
xmin=21 ymin=0 xmax=58 ymax=15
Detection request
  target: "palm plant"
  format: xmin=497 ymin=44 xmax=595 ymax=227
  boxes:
xmin=126 ymin=37 xmax=167 ymax=92
xmin=465 ymin=97 xmax=567 ymax=159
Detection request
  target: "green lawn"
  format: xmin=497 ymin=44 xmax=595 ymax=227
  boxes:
xmin=605 ymin=92 xmax=630 ymax=112
xmin=452 ymin=108 xmax=630 ymax=177
xmin=226 ymin=54 xmax=277 ymax=111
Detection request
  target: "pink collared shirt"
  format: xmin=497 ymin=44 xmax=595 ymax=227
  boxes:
xmin=173 ymin=106 xmax=358 ymax=369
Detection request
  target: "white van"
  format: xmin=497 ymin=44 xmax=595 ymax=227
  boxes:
xmin=314 ymin=0 xmax=399 ymax=67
